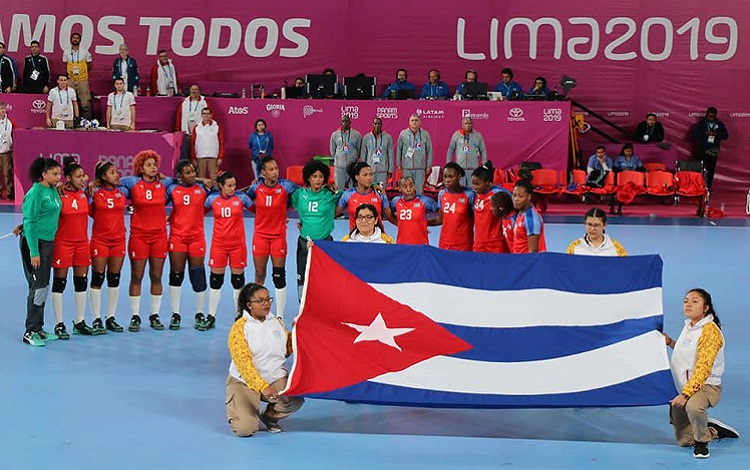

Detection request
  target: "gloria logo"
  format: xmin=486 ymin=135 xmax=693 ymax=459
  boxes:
xmin=376 ymin=107 xmax=398 ymax=120
xmin=415 ymin=108 xmax=445 ymax=119
xmin=227 ymin=106 xmax=249 ymax=115
xmin=266 ymin=103 xmax=286 ymax=118
xmin=507 ymin=108 xmax=525 ymax=122
xmin=462 ymin=109 xmax=490 ymax=120
xmin=303 ymin=105 xmax=323 ymax=118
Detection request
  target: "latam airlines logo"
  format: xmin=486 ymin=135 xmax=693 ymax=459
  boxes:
xmin=266 ymin=103 xmax=286 ymax=118
xmin=415 ymin=108 xmax=445 ymax=119
xmin=303 ymin=105 xmax=323 ymax=118
xmin=31 ymin=100 xmax=47 ymax=114
xmin=507 ymin=108 xmax=525 ymax=122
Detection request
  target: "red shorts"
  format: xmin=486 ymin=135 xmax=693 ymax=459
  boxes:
xmin=209 ymin=243 xmax=247 ymax=269
xmin=252 ymin=234 xmax=287 ymax=258
xmin=439 ymin=242 xmax=473 ymax=252
xmin=90 ymin=238 xmax=126 ymax=259
xmin=473 ymin=239 xmax=509 ymax=254
xmin=169 ymin=234 xmax=206 ymax=257
xmin=52 ymin=240 xmax=91 ymax=268
xmin=128 ymin=233 xmax=168 ymax=260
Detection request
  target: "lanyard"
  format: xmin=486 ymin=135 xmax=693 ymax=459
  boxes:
xmin=70 ymin=50 xmax=80 ymax=63
xmin=30 ymin=55 xmax=37 ymax=71
xmin=1 ymin=118 xmax=8 ymax=135
xmin=372 ymin=133 xmax=382 ymax=151
xmin=188 ymin=98 xmax=199 ymax=113
xmin=58 ymin=88 xmax=69 ymax=105
xmin=161 ymin=63 xmax=172 ymax=78
xmin=255 ymin=133 xmax=268 ymax=152
xmin=340 ymin=129 xmax=350 ymax=146
xmin=708 ymin=122 xmax=718 ymax=131
xmin=646 ymin=125 xmax=653 ymax=135
xmin=113 ymin=92 xmax=126 ymax=110
xmin=410 ymin=130 xmax=422 ymax=148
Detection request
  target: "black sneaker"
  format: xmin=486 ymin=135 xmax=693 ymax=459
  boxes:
xmin=194 ymin=313 xmax=206 ymax=330
xmin=128 ymin=315 xmax=141 ymax=332
xmin=54 ymin=322 xmax=71 ymax=340
xmin=22 ymin=331 xmax=45 ymax=347
xmin=149 ymin=314 xmax=164 ymax=330
xmin=72 ymin=320 xmax=94 ymax=335
xmin=198 ymin=314 xmax=215 ymax=331
xmin=693 ymin=441 xmax=710 ymax=459
xmin=104 ymin=317 xmax=122 ymax=333
xmin=169 ymin=313 xmax=181 ymax=330
xmin=91 ymin=318 xmax=106 ymax=335
xmin=708 ymin=418 xmax=740 ymax=439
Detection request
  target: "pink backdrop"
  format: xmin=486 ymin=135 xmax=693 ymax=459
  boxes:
xmin=1 ymin=2 xmax=748 ymax=187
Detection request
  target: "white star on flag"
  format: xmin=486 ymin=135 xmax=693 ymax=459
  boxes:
xmin=342 ymin=313 xmax=415 ymax=351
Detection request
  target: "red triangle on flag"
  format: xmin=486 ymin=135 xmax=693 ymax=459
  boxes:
xmin=283 ymin=246 xmax=472 ymax=396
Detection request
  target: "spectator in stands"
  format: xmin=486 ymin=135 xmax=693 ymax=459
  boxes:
xmin=150 ymin=49 xmax=179 ymax=96
xmin=419 ymin=69 xmax=451 ymax=100
xmin=106 ymin=78 xmax=136 ymax=131
xmin=22 ymin=40 xmax=50 ymax=94
xmin=446 ymin=117 xmax=487 ymax=186
xmin=294 ymin=77 xmax=305 ymax=89
xmin=45 ymin=74 xmax=78 ymax=129
xmin=291 ymin=76 xmax=307 ymax=98
xmin=176 ymin=84 xmax=209 ymax=160
xmin=613 ymin=143 xmax=644 ymax=172
xmin=511 ymin=179 xmax=546 ymax=253
xmin=330 ymin=115 xmax=362 ymax=189
xmin=456 ymin=69 xmax=478 ymax=96
xmin=566 ymin=208 xmax=628 ymax=256
xmin=587 ymin=146 xmax=613 ymax=175
xmin=493 ymin=68 xmax=524 ymax=100
xmin=0 ymin=42 xmax=18 ymax=93
xmin=248 ymin=118 xmax=274 ymax=181
xmin=396 ymin=114 xmax=433 ymax=195
xmin=526 ymin=76 xmax=549 ymax=98
xmin=111 ymin=44 xmax=140 ymax=93
xmin=634 ymin=113 xmax=665 ymax=143
xmin=361 ymin=118 xmax=393 ymax=186
xmin=191 ymin=108 xmax=223 ymax=181
xmin=0 ymin=101 xmax=14 ymax=199
xmin=382 ymin=68 xmax=415 ymax=99
xmin=693 ymin=107 xmax=729 ymax=190
xmin=62 ymin=32 xmax=92 ymax=118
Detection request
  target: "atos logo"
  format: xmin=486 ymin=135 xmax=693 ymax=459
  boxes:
xmin=227 ymin=106 xmax=249 ymax=115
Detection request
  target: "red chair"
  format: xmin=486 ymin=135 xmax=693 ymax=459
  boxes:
xmin=643 ymin=162 xmax=666 ymax=172
xmin=646 ymin=171 xmax=676 ymax=202
xmin=328 ymin=166 xmax=336 ymax=185
xmin=530 ymin=169 xmax=559 ymax=195
xmin=286 ymin=165 xmax=305 ymax=186
xmin=613 ymin=171 xmax=646 ymax=214
xmin=493 ymin=168 xmax=506 ymax=185
xmin=674 ymin=171 xmax=709 ymax=217
xmin=560 ymin=169 xmax=588 ymax=197
xmin=589 ymin=171 xmax=616 ymax=196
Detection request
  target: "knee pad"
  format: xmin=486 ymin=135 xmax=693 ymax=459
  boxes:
xmin=230 ymin=273 xmax=245 ymax=290
xmin=188 ymin=266 xmax=207 ymax=292
xmin=73 ymin=275 xmax=88 ymax=292
xmin=272 ymin=267 xmax=286 ymax=289
xmin=52 ymin=277 xmax=67 ymax=293
xmin=91 ymin=271 xmax=106 ymax=288
xmin=106 ymin=271 xmax=121 ymax=288
xmin=210 ymin=272 xmax=225 ymax=290
xmin=169 ymin=270 xmax=185 ymax=287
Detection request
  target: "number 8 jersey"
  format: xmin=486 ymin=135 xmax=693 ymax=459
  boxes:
xmin=120 ymin=176 xmax=174 ymax=238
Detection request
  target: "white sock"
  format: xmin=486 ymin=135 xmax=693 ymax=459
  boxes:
xmin=233 ymin=288 xmax=242 ymax=313
xmin=74 ymin=291 xmax=86 ymax=323
xmin=150 ymin=294 xmax=162 ymax=315
xmin=195 ymin=290 xmax=206 ymax=314
xmin=275 ymin=286 xmax=287 ymax=320
xmin=169 ymin=285 xmax=181 ymax=314
xmin=208 ymin=287 xmax=222 ymax=317
xmin=129 ymin=295 xmax=141 ymax=317
xmin=90 ymin=288 xmax=102 ymax=319
xmin=52 ymin=292 xmax=64 ymax=324
xmin=106 ymin=286 xmax=120 ymax=319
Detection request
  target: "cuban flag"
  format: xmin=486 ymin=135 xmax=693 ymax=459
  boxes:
xmin=283 ymin=242 xmax=677 ymax=408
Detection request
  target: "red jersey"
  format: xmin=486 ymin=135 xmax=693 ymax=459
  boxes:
xmin=248 ymin=179 xmax=298 ymax=238
xmin=205 ymin=192 xmax=253 ymax=246
xmin=501 ymin=217 xmax=514 ymax=253
xmin=512 ymin=206 xmax=547 ymax=253
xmin=391 ymin=195 xmax=438 ymax=245
xmin=90 ymin=187 xmax=127 ymax=243
xmin=473 ymin=188 xmax=506 ymax=244
xmin=56 ymin=188 xmax=89 ymax=243
xmin=121 ymin=176 xmax=172 ymax=237
xmin=167 ymin=183 xmax=208 ymax=239
xmin=438 ymin=188 xmax=474 ymax=250
xmin=338 ymin=188 xmax=389 ymax=232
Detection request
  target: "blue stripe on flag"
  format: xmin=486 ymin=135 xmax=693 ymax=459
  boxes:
xmin=315 ymin=241 xmax=662 ymax=294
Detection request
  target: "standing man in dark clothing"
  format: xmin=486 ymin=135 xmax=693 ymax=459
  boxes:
xmin=22 ymin=40 xmax=50 ymax=94
xmin=693 ymin=107 xmax=729 ymax=190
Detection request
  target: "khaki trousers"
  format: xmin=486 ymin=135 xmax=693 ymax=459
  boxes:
xmin=225 ymin=375 xmax=304 ymax=437
xmin=197 ymin=158 xmax=218 ymax=181
xmin=50 ymin=119 xmax=74 ymax=129
xmin=69 ymin=79 xmax=91 ymax=119
xmin=669 ymin=384 xmax=721 ymax=446
xmin=109 ymin=124 xmax=130 ymax=131
xmin=0 ymin=152 xmax=12 ymax=196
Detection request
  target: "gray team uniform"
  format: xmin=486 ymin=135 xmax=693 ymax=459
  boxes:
xmin=330 ymin=128 xmax=362 ymax=189
xmin=361 ymin=131 xmax=394 ymax=186
xmin=446 ymin=130 xmax=488 ymax=186
xmin=396 ymin=128 xmax=433 ymax=194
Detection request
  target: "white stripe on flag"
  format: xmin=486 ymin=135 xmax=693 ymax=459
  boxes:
xmin=369 ymin=284 xmax=663 ymax=328
xmin=369 ymin=331 xmax=670 ymax=395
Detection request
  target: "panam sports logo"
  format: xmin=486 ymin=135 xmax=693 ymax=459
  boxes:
xmin=303 ymin=105 xmax=323 ymax=118
xmin=376 ymin=107 xmax=398 ymax=120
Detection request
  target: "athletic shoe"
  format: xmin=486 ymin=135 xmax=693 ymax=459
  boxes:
xmin=104 ymin=317 xmax=122 ymax=333
xmin=92 ymin=318 xmax=106 ymax=335
xmin=194 ymin=313 xmax=205 ymax=330
xmin=149 ymin=314 xmax=164 ymax=330
xmin=38 ymin=329 xmax=58 ymax=341
xmin=169 ymin=313 xmax=181 ymax=330
xmin=693 ymin=441 xmax=709 ymax=459
xmin=708 ymin=418 xmax=740 ymax=439
xmin=260 ymin=414 xmax=282 ymax=433
xmin=54 ymin=322 xmax=71 ymax=340
xmin=23 ymin=331 xmax=45 ymax=347
xmin=128 ymin=315 xmax=141 ymax=332
xmin=198 ymin=314 xmax=215 ymax=331
xmin=72 ymin=321 xmax=94 ymax=336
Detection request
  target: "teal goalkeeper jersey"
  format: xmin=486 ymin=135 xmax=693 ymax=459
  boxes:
xmin=291 ymin=187 xmax=342 ymax=240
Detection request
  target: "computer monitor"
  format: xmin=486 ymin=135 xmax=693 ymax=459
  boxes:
xmin=396 ymin=89 xmax=416 ymax=100
xmin=284 ymin=86 xmax=305 ymax=99
xmin=461 ymin=82 xmax=489 ymax=100
xmin=344 ymin=75 xmax=376 ymax=100
xmin=306 ymin=74 xmax=338 ymax=98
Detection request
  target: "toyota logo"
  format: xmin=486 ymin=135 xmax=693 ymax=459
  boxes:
xmin=509 ymin=108 xmax=523 ymax=118
xmin=32 ymin=99 xmax=46 ymax=110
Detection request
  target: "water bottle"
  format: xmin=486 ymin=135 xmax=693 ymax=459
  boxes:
xmin=241 ymin=87 xmax=246 ymax=98
xmin=133 ymin=85 xmax=139 ymax=96
xmin=260 ymin=84 xmax=265 ymax=99
xmin=249 ymin=84 xmax=255 ymax=99
xmin=281 ymin=80 xmax=287 ymax=100
xmin=145 ymin=86 xmax=151 ymax=96
xmin=720 ymin=202 xmax=725 ymax=212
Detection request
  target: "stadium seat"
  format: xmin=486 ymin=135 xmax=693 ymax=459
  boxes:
xmin=645 ymin=171 xmax=676 ymax=201
xmin=328 ymin=166 xmax=336 ymax=185
xmin=560 ymin=169 xmax=588 ymax=198
xmin=643 ymin=162 xmax=666 ymax=172
xmin=530 ymin=169 xmax=560 ymax=195
xmin=614 ymin=171 xmax=646 ymax=214
xmin=286 ymin=165 xmax=305 ymax=186
xmin=674 ymin=171 xmax=709 ymax=217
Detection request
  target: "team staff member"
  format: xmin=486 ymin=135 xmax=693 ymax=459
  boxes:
xmin=106 ymin=78 xmax=136 ymax=131
xmin=226 ymin=283 xmax=304 ymax=436
xmin=434 ymin=163 xmax=474 ymax=251
xmin=330 ymin=115 xmax=362 ymax=189
xmin=89 ymin=161 xmax=128 ymax=333
xmin=0 ymin=101 xmax=13 ymax=200
xmin=290 ymin=160 xmax=341 ymax=300
xmin=51 ymin=158 xmax=92 ymax=339
xmin=191 ymin=107 xmax=224 ymax=181
xmin=205 ymin=172 xmax=254 ymax=331
xmin=471 ymin=163 xmax=510 ymax=253
xmin=446 ymin=117 xmax=488 ymax=187
xmin=248 ymin=119 xmax=274 ymax=181
xmin=19 ymin=158 xmax=62 ymax=346
xmin=396 ymin=114 xmax=433 ymax=195
xmin=110 ymin=43 xmax=139 ymax=93
xmin=176 ymin=84 xmax=208 ymax=161
xmin=663 ymin=289 xmax=740 ymax=459
xmin=566 ymin=208 xmax=628 ymax=256
xmin=247 ymin=157 xmax=298 ymax=320
xmin=46 ymin=74 xmax=78 ymax=129
xmin=390 ymin=176 xmax=438 ymax=245
xmin=22 ymin=40 xmax=51 ymax=94
xmin=62 ymin=32 xmax=92 ymax=118
xmin=361 ymin=118 xmax=393 ymax=187
xmin=150 ymin=49 xmax=179 ymax=96
xmin=120 ymin=150 xmax=174 ymax=332
xmin=336 ymin=162 xmax=394 ymax=233
xmin=511 ymin=179 xmax=546 ymax=253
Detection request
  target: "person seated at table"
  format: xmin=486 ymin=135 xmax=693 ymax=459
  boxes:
xmin=342 ymin=204 xmax=394 ymax=244
xmin=290 ymin=76 xmax=307 ymax=98
xmin=634 ymin=113 xmax=665 ymax=143
xmin=111 ymin=44 xmax=139 ymax=93
xmin=149 ymin=49 xmax=179 ymax=96
xmin=587 ymin=145 xmax=613 ymax=175
xmin=419 ymin=69 xmax=451 ymax=100
xmin=45 ymin=74 xmax=78 ymax=129
xmin=455 ymin=69 xmax=478 ymax=96
xmin=382 ymin=68 xmax=416 ymax=99
xmin=526 ymin=76 xmax=549 ymax=98
xmin=613 ymin=143 xmax=644 ymax=172
xmin=493 ymin=68 xmax=524 ymax=100
xmin=106 ymin=78 xmax=136 ymax=131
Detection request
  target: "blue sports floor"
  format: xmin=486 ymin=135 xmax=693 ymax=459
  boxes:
xmin=1 ymin=209 xmax=747 ymax=469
